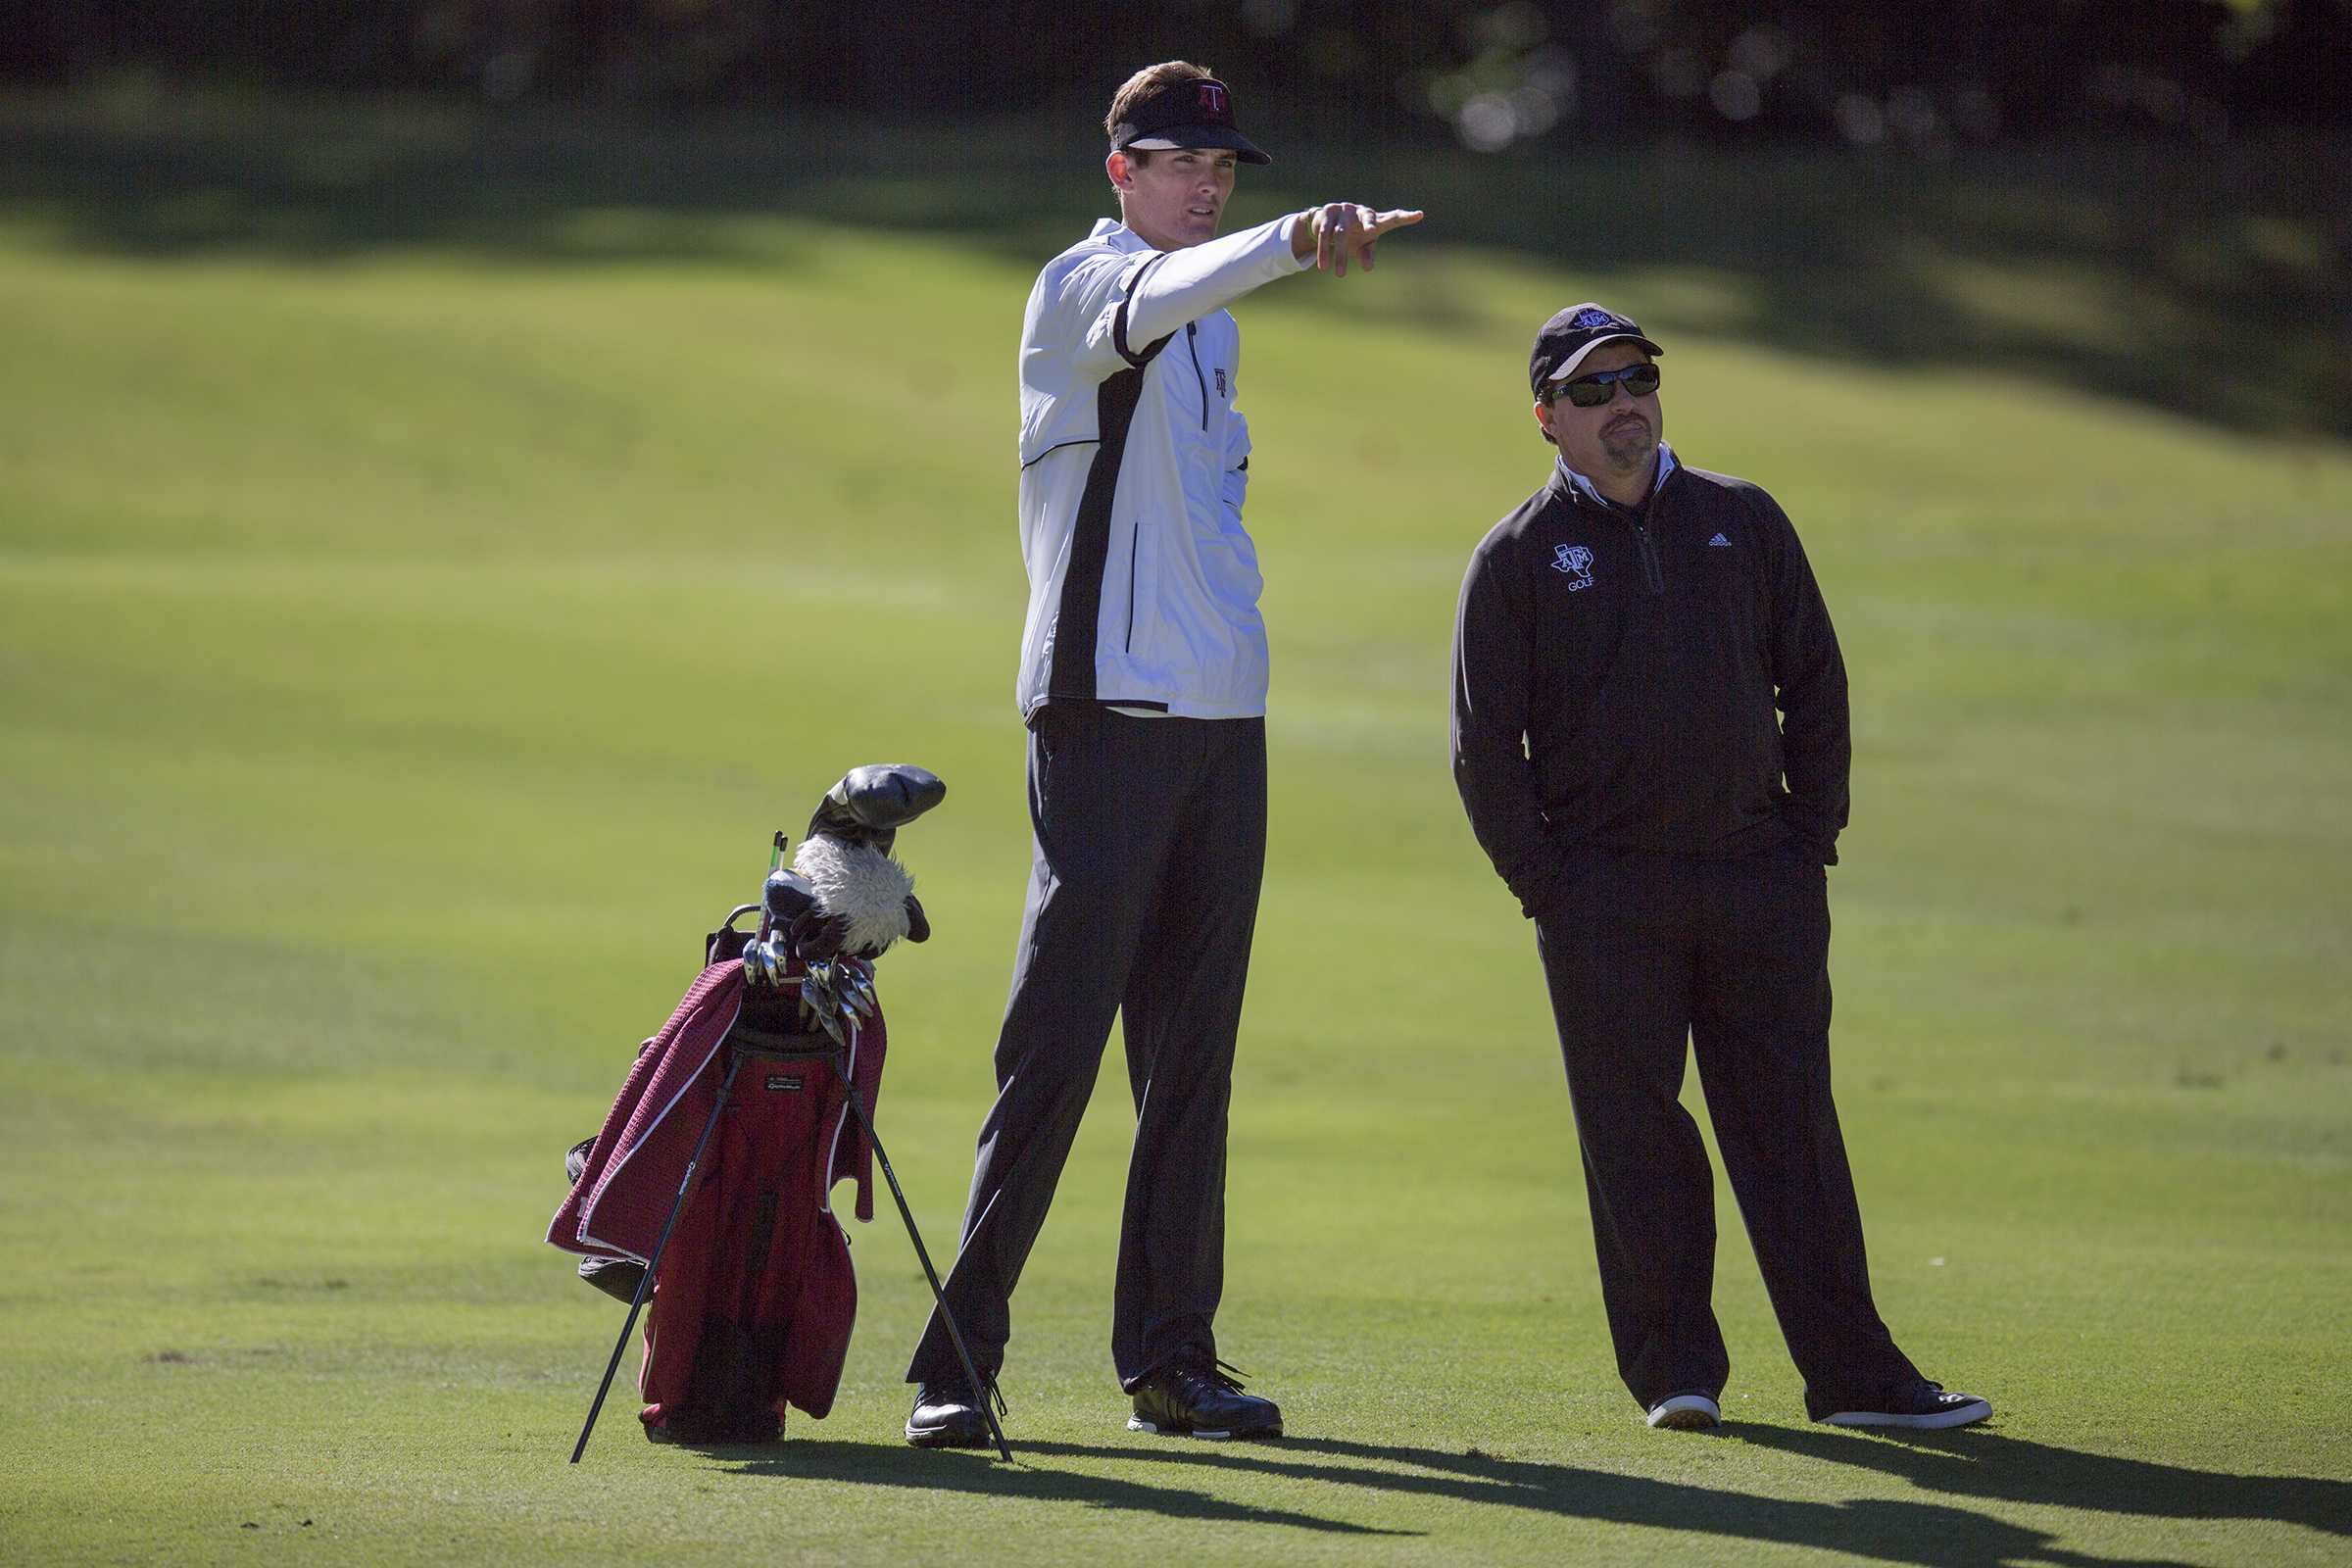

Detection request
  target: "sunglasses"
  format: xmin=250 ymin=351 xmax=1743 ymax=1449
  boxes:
xmin=1552 ymin=363 xmax=1661 ymax=407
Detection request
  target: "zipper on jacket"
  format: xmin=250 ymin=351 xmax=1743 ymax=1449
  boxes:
xmin=1185 ymin=321 xmax=1209 ymax=431
xmin=1630 ymin=515 xmax=1665 ymax=595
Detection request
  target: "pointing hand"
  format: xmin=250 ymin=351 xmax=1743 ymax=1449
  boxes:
xmin=1296 ymin=203 xmax=1426 ymax=276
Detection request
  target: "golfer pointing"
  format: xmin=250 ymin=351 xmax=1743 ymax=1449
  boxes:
xmin=903 ymin=62 xmax=1421 ymax=1447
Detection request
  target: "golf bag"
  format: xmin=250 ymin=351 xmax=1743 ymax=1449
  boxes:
xmin=551 ymin=953 xmax=881 ymax=1442
xmin=549 ymin=764 xmax=1004 ymax=1459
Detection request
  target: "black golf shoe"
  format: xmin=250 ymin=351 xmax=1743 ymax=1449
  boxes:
xmin=906 ymin=1376 xmax=998 ymax=1448
xmin=1127 ymin=1360 xmax=1283 ymax=1441
xmin=1815 ymin=1377 xmax=1991 ymax=1430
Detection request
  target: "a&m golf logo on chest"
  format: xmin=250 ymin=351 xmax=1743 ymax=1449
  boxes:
xmin=1552 ymin=543 xmax=1595 ymax=591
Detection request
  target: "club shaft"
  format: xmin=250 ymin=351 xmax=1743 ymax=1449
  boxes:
xmin=841 ymin=1085 xmax=1011 ymax=1462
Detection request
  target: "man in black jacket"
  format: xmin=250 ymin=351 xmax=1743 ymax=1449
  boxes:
xmin=1450 ymin=304 xmax=1990 ymax=1433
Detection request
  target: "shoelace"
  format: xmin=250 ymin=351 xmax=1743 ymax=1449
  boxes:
xmin=1172 ymin=1358 xmax=1252 ymax=1396
xmin=920 ymin=1374 xmax=1007 ymax=1419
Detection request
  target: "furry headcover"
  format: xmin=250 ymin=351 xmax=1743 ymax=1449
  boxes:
xmin=791 ymin=835 xmax=916 ymax=957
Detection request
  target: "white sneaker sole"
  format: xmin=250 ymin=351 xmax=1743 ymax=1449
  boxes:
xmin=1820 ymin=1397 xmax=1991 ymax=1430
xmin=1646 ymin=1395 xmax=1722 ymax=1430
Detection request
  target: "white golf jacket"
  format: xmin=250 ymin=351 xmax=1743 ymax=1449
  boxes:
xmin=1014 ymin=215 xmax=1309 ymax=721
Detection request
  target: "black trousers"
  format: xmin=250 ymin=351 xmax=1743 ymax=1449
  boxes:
xmin=1533 ymin=847 xmax=1918 ymax=1416
xmin=907 ymin=706 xmax=1266 ymax=1392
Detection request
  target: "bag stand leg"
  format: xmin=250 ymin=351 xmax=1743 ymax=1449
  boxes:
xmin=568 ymin=1050 xmax=746 ymax=1464
xmin=838 ymin=1083 xmax=1013 ymax=1462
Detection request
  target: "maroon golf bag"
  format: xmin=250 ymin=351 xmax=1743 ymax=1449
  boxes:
xmin=552 ymin=954 xmax=881 ymax=1443
xmin=549 ymin=765 xmax=1005 ymax=1460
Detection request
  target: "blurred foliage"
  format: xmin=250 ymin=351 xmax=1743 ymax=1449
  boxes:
xmin=3 ymin=90 xmax=2343 ymax=436
xmin=7 ymin=1 xmax=2348 ymax=149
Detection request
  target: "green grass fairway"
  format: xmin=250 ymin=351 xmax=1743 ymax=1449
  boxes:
xmin=3 ymin=101 xmax=2348 ymax=1565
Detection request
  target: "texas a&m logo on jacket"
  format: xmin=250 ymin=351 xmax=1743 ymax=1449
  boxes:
xmin=1552 ymin=543 xmax=1594 ymax=591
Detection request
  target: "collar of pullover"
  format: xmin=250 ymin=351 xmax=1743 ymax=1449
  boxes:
xmin=1091 ymin=218 xmax=1154 ymax=254
xmin=1553 ymin=442 xmax=1677 ymax=512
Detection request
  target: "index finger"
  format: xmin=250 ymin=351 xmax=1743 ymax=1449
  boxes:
xmin=1370 ymin=209 xmax=1426 ymax=235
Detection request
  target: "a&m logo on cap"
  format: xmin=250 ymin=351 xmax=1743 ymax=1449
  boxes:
xmin=1571 ymin=307 xmax=1620 ymax=330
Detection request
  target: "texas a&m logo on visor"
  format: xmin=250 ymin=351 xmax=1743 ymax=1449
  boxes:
xmin=1114 ymin=74 xmax=1268 ymax=164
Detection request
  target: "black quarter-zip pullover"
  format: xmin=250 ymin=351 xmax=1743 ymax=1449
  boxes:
xmin=1451 ymin=462 xmax=1850 ymax=918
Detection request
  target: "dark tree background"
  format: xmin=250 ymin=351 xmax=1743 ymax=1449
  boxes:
xmin=7 ymin=1 xmax=2346 ymax=146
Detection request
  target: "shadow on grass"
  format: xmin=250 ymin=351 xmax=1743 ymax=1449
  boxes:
xmin=1734 ymin=1423 xmax=2350 ymax=1538
xmin=5 ymin=91 xmax=2345 ymax=437
xmin=705 ymin=1438 xmax=1415 ymax=1537
xmin=709 ymin=1433 xmax=2214 ymax=1566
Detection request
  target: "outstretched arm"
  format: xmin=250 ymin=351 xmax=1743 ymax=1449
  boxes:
xmin=1074 ymin=202 xmax=1429 ymax=375
xmin=1076 ymin=215 xmax=1310 ymax=374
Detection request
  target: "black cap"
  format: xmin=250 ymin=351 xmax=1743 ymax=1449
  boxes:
xmin=1529 ymin=304 xmax=1663 ymax=397
xmin=1110 ymin=76 xmax=1271 ymax=167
